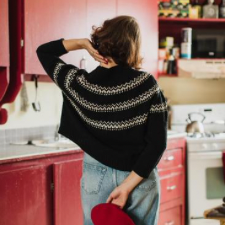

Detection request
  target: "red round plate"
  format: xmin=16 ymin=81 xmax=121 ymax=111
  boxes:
xmin=91 ymin=203 xmax=135 ymax=225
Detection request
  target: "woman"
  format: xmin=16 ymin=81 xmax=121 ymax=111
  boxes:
xmin=36 ymin=15 xmax=168 ymax=225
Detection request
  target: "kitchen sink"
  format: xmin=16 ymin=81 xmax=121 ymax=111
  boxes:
xmin=10 ymin=138 xmax=80 ymax=149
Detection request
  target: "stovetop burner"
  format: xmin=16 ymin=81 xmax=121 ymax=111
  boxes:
xmin=187 ymin=132 xmax=225 ymax=139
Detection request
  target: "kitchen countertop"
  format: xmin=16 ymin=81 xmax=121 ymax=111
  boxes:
xmin=0 ymin=143 xmax=83 ymax=165
xmin=0 ymin=131 xmax=186 ymax=165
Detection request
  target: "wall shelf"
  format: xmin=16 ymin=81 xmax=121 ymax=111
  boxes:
xmin=159 ymin=17 xmax=225 ymax=24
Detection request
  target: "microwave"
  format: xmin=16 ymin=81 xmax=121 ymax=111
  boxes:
xmin=192 ymin=29 xmax=225 ymax=58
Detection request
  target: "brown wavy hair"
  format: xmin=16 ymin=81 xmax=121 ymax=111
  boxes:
xmin=90 ymin=15 xmax=143 ymax=70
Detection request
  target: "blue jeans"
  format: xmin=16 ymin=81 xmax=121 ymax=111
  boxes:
xmin=80 ymin=152 xmax=161 ymax=225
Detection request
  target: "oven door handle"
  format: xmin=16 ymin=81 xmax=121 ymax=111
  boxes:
xmin=189 ymin=151 xmax=222 ymax=159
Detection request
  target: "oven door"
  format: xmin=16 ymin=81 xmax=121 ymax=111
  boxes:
xmin=187 ymin=151 xmax=225 ymax=225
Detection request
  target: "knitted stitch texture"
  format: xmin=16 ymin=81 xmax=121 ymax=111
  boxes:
xmin=36 ymin=38 xmax=168 ymax=178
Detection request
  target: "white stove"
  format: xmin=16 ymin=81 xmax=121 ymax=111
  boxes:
xmin=171 ymin=103 xmax=225 ymax=225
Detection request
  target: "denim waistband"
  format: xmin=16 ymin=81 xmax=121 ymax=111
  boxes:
xmin=83 ymin=151 xmax=158 ymax=174
xmin=83 ymin=152 xmax=107 ymax=167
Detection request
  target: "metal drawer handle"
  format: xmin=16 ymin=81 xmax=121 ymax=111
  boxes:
xmin=165 ymin=221 xmax=175 ymax=225
xmin=165 ymin=155 xmax=175 ymax=161
xmin=167 ymin=185 xmax=177 ymax=190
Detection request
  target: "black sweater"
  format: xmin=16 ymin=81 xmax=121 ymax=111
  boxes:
xmin=36 ymin=38 xmax=168 ymax=178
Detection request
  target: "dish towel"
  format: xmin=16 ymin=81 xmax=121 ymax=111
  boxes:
xmin=223 ymin=151 xmax=225 ymax=183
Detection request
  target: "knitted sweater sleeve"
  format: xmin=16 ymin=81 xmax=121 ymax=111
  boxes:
xmin=36 ymin=38 xmax=80 ymax=91
xmin=132 ymin=82 xmax=168 ymax=178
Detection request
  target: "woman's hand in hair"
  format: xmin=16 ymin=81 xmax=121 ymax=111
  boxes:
xmin=62 ymin=38 xmax=108 ymax=64
xmin=83 ymin=38 xmax=108 ymax=64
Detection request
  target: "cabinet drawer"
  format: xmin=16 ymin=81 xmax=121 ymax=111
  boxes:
xmin=158 ymin=206 xmax=181 ymax=225
xmin=160 ymin=173 xmax=183 ymax=203
xmin=158 ymin=148 xmax=183 ymax=171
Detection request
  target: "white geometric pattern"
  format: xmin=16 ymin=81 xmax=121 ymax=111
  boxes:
xmin=64 ymin=70 xmax=160 ymax=112
xmin=53 ymin=62 xmax=65 ymax=85
xmin=62 ymin=91 xmax=149 ymax=131
xmin=150 ymin=102 xmax=168 ymax=113
xmin=75 ymin=72 xmax=152 ymax=95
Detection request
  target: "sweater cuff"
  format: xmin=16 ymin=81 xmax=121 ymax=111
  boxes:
xmin=59 ymin=38 xmax=69 ymax=54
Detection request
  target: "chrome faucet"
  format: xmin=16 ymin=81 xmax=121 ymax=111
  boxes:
xmin=54 ymin=124 xmax=67 ymax=141
xmin=54 ymin=124 xmax=61 ymax=141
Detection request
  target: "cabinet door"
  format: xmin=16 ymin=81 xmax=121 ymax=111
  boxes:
xmin=117 ymin=0 xmax=158 ymax=76
xmin=86 ymin=0 xmax=117 ymax=72
xmin=25 ymin=0 xmax=87 ymax=75
xmin=53 ymin=158 xmax=83 ymax=225
xmin=158 ymin=206 xmax=182 ymax=225
xmin=160 ymin=172 xmax=183 ymax=204
xmin=1 ymin=0 xmax=23 ymax=123
xmin=0 ymin=165 xmax=52 ymax=225
xmin=0 ymin=0 xmax=9 ymax=67
xmin=158 ymin=148 xmax=183 ymax=172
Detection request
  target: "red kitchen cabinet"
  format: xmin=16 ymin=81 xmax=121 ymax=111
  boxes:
xmin=0 ymin=165 xmax=52 ymax=225
xmin=0 ymin=0 xmax=9 ymax=68
xmin=0 ymin=150 xmax=84 ymax=225
xmin=11 ymin=0 xmax=158 ymax=77
xmin=8 ymin=0 xmax=87 ymax=83
xmin=1 ymin=137 xmax=185 ymax=225
xmin=160 ymin=172 xmax=183 ymax=203
xmin=24 ymin=0 xmax=87 ymax=75
xmin=158 ymin=148 xmax=183 ymax=171
xmin=3 ymin=0 xmax=159 ymax=124
xmin=0 ymin=0 xmax=23 ymax=124
xmin=158 ymin=137 xmax=186 ymax=225
xmin=158 ymin=205 xmax=182 ymax=225
xmin=53 ymin=159 xmax=83 ymax=225
xmin=117 ymin=0 xmax=158 ymax=76
xmin=0 ymin=0 xmax=10 ymax=124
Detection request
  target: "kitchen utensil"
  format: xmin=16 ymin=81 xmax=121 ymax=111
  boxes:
xmin=32 ymin=75 xmax=41 ymax=112
xmin=91 ymin=203 xmax=135 ymax=225
xmin=20 ymin=81 xmax=29 ymax=112
xmin=186 ymin=112 xmax=205 ymax=133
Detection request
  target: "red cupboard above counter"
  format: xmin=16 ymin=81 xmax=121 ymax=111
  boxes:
xmin=0 ymin=0 xmax=158 ymax=124
xmin=11 ymin=0 xmax=87 ymax=82
xmin=1 ymin=0 xmax=159 ymax=123
xmin=15 ymin=0 xmax=158 ymax=80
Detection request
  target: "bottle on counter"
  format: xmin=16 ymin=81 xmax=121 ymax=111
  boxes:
xmin=203 ymin=0 xmax=219 ymax=18
xmin=158 ymin=48 xmax=168 ymax=75
xmin=219 ymin=0 xmax=225 ymax=18
xmin=181 ymin=27 xmax=192 ymax=59
xmin=167 ymin=48 xmax=177 ymax=75
xmin=80 ymin=56 xmax=87 ymax=69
